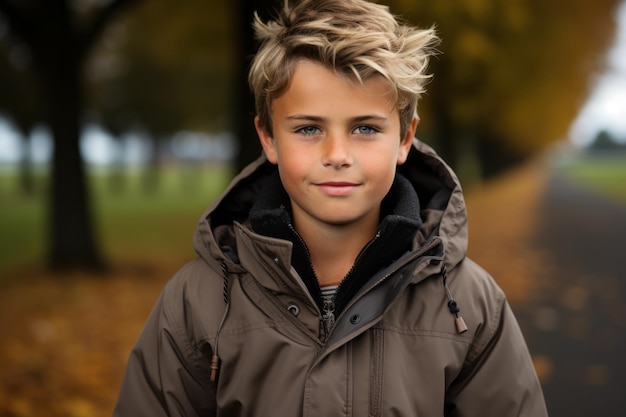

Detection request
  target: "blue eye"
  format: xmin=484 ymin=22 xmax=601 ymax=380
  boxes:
xmin=354 ymin=125 xmax=377 ymax=135
xmin=298 ymin=126 xmax=321 ymax=135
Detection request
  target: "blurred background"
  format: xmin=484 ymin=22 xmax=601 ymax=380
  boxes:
xmin=0 ymin=0 xmax=625 ymax=416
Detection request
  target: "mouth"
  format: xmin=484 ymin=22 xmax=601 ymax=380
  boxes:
xmin=315 ymin=181 xmax=360 ymax=196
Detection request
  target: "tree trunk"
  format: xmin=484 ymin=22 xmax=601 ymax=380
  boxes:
xmin=428 ymin=58 xmax=460 ymax=171
xmin=476 ymin=132 xmax=528 ymax=179
xmin=35 ymin=42 xmax=105 ymax=271
xmin=0 ymin=0 xmax=142 ymax=271
xmin=233 ymin=0 xmax=279 ymax=172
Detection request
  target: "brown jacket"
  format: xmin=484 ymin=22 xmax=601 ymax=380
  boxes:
xmin=113 ymin=140 xmax=548 ymax=416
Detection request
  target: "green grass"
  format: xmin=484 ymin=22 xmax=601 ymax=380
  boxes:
xmin=556 ymin=152 xmax=626 ymax=204
xmin=0 ymin=164 xmax=233 ymax=271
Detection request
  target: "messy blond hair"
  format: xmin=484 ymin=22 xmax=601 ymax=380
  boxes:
xmin=248 ymin=0 xmax=439 ymax=139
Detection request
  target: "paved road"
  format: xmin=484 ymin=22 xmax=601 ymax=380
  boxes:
xmin=516 ymin=173 xmax=626 ymax=417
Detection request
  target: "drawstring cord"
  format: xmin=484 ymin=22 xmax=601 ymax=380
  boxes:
xmin=441 ymin=263 xmax=468 ymax=334
xmin=210 ymin=261 xmax=231 ymax=383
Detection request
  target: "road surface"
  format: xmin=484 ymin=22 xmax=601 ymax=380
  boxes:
xmin=517 ymin=172 xmax=626 ymax=417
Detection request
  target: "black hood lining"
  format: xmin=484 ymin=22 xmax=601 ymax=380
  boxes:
xmin=398 ymin=146 xmax=455 ymax=211
xmin=210 ymin=162 xmax=277 ymax=228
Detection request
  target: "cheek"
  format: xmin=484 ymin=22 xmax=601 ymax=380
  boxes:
xmin=363 ymin=145 xmax=401 ymax=170
xmin=276 ymin=151 xmax=310 ymax=182
xmin=362 ymin=152 xmax=399 ymax=186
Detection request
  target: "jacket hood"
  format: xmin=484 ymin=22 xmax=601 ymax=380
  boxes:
xmin=193 ymin=139 xmax=467 ymax=275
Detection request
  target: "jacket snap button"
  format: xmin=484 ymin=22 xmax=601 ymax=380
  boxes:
xmin=287 ymin=304 xmax=300 ymax=316
xmin=273 ymin=257 xmax=280 ymax=265
xmin=350 ymin=314 xmax=361 ymax=324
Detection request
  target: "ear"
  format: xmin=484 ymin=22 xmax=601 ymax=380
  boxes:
xmin=255 ymin=116 xmax=278 ymax=164
xmin=397 ymin=115 xmax=418 ymax=165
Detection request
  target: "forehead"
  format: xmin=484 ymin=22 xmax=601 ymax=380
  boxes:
xmin=272 ymin=59 xmax=396 ymax=117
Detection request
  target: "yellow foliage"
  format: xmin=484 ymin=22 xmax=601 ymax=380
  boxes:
xmin=463 ymin=0 xmax=492 ymax=22
xmin=388 ymin=0 xmax=621 ymax=164
xmin=453 ymin=28 xmax=496 ymax=61
xmin=503 ymin=0 xmax=530 ymax=31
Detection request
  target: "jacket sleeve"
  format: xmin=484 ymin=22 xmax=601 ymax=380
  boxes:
xmin=447 ymin=295 xmax=548 ymax=417
xmin=112 ymin=278 xmax=217 ymax=417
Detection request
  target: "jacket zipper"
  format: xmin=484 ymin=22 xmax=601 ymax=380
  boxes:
xmin=286 ymin=223 xmax=334 ymax=338
xmin=324 ymin=231 xmax=381 ymax=337
xmin=329 ymin=237 xmax=442 ymax=342
xmin=322 ymin=298 xmax=335 ymax=336
xmin=287 ymin=223 xmax=441 ymax=342
xmin=289 ymin=223 xmax=384 ymax=340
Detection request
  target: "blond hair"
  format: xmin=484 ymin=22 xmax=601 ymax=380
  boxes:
xmin=248 ymin=0 xmax=439 ymax=139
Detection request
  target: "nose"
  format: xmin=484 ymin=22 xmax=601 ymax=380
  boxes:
xmin=321 ymin=134 xmax=352 ymax=168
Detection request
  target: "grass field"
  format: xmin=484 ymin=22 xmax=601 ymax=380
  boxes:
xmin=555 ymin=152 xmax=626 ymax=204
xmin=0 ymin=163 xmax=233 ymax=275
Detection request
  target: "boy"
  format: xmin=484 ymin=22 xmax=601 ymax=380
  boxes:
xmin=113 ymin=0 xmax=548 ymax=416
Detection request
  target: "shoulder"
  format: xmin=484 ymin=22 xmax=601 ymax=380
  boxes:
xmin=163 ymin=258 xmax=222 ymax=298
xmin=159 ymin=258 xmax=229 ymax=339
xmin=450 ymin=257 xmax=506 ymax=308
xmin=448 ymin=257 xmax=520 ymax=359
xmin=449 ymin=257 xmax=507 ymax=327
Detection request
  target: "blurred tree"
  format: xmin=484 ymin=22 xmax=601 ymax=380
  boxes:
xmin=0 ymin=0 xmax=141 ymax=270
xmin=91 ymin=2 xmax=231 ymax=149
xmin=390 ymin=0 xmax=622 ymax=179
xmin=589 ymin=129 xmax=626 ymax=151
xmin=90 ymin=0 xmax=236 ymax=191
xmin=0 ymin=27 xmax=39 ymax=195
xmin=90 ymin=0 xmax=279 ymax=174
xmin=232 ymin=0 xmax=281 ymax=171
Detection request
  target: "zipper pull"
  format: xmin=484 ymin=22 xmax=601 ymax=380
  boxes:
xmin=322 ymin=299 xmax=336 ymax=336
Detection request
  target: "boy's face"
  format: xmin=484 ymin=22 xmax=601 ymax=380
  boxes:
xmin=256 ymin=59 xmax=416 ymax=231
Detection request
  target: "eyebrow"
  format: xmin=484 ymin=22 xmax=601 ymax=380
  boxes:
xmin=285 ymin=114 xmax=390 ymax=124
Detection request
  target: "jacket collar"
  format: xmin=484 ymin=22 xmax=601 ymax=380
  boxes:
xmin=248 ymin=170 xmax=422 ymax=315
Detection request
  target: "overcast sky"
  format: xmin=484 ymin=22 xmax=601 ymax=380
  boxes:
xmin=569 ymin=1 xmax=626 ymax=146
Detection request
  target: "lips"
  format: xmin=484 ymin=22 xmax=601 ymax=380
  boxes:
xmin=315 ymin=181 xmax=359 ymax=196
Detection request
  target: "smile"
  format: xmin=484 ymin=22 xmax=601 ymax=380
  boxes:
xmin=315 ymin=182 xmax=359 ymax=196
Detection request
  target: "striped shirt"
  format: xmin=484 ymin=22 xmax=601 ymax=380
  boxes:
xmin=320 ymin=284 xmax=339 ymax=306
